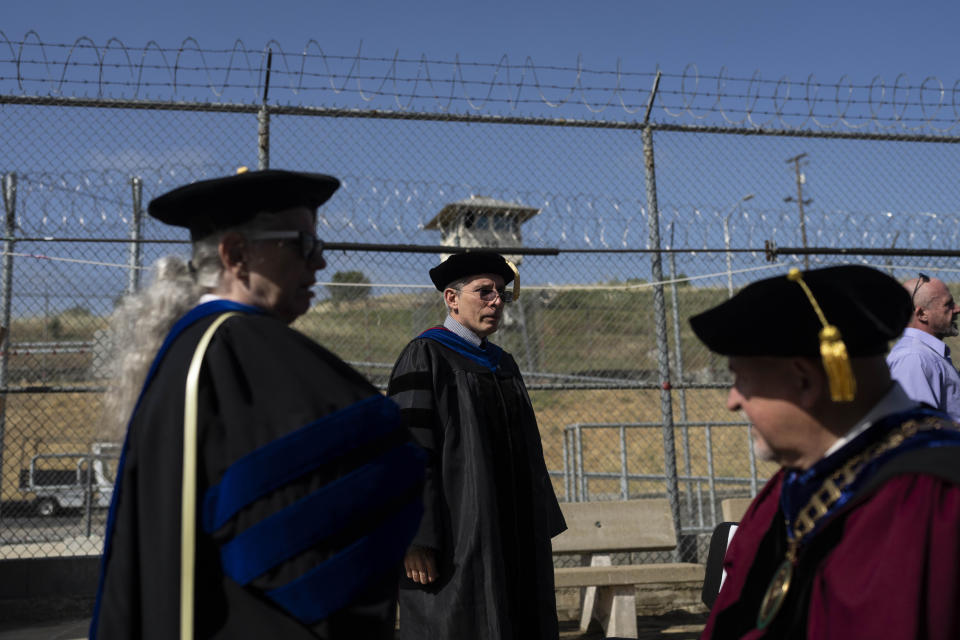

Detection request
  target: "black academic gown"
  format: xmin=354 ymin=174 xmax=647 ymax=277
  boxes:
xmin=91 ymin=300 xmax=424 ymax=639
xmin=388 ymin=328 xmax=566 ymax=640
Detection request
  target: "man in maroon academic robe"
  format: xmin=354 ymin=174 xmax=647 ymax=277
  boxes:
xmin=691 ymin=265 xmax=960 ymax=640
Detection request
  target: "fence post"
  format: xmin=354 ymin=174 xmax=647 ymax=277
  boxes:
xmin=705 ymin=423 xmax=717 ymax=524
xmin=0 ymin=172 xmax=16 ymax=526
xmin=257 ymin=49 xmax=273 ymax=170
xmin=619 ymin=424 xmax=628 ymax=500
xmin=128 ymin=177 xmax=144 ymax=295
xmin=575 ymin=424 xmax=585 ymax=501
xmin=516 ymin=298 xmax=538 ymax=373
xmin=257 ymin=105 xmax=270 ymax=170
xmin=667 ymin=226 xmax=694 ymax=526
xmin=84 ymin=455 xmax=94 ymax=537
xmin=642 ymin=126 xmax=684 ymax=561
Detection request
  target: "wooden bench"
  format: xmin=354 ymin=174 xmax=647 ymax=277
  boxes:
xmin=721 ymin=497 xmax=752 ymax=523
xmin=553 ymin=498 xmax=703 ymax=639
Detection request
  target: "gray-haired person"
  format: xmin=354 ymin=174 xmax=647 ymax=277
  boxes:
xmin=91 ymin=169 xmax=424 ymax=639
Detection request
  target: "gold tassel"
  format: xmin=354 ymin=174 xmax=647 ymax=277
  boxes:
xmin=787 ymin=268 xmax=856 ymax=401
xmin=504 ymin=258 xmax=520 ymax=302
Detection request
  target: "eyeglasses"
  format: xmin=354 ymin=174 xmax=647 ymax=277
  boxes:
xmin=911 ymin=272 xmax=930 ymax=305
xmin=247 ymin=231 xmax=324 ymax=261
xmin=463 ymin=287 xmax=513 ymax=304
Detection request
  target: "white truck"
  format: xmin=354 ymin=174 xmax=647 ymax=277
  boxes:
xmin=18 ymin=442 xmax=120 ymax=517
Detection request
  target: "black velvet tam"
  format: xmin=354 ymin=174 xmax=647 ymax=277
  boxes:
xmin=429 ymin=251 xmax=515 ymax=291
xmin=148 ymin=169 xmax=340 ymax=239
xmin=690 ymin=265 xmax=911 ymax=357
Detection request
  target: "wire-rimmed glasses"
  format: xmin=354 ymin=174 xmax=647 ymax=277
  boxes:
xmin=465 ymin=286 xmax=513 ymax=304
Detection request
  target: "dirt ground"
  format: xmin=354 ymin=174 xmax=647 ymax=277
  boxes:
xmin=560 ymin=610 xmax=708 ymax=639
xmin=0 ymin=612 xmax=709 ymax=640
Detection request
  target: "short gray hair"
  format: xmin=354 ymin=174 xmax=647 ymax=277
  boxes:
xmin=444 ymin=275 xmax=474 ymax=293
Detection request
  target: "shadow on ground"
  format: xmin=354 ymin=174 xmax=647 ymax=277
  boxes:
xmin=0 ymin=610 xmax=709 ymax=640
xmin=560 ymin=610 xmax=708 ymax=640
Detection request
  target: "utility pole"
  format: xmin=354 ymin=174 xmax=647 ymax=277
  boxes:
xmin=784 ymin=153 xmax=812 ymax=269
xmin=723 ymin=193 xmax=754 ymax=298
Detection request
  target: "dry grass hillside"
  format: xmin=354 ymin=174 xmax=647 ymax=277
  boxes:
xmin=0 ymin=284 xmax=846 ymax=502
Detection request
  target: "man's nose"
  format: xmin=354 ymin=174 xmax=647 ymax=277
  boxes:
xmin=726 ymin=388 xmax=742 ymax=412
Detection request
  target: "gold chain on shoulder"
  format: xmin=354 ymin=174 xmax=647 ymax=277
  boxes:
xmin=758 ymin=415 xmax=946 ymax=629
xmin=790 ymin=416 xmax=943 ymax=553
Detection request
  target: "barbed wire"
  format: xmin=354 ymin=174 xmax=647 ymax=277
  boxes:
xmin=2 ymin=33 xmax=960 ymax=132
xmin=9 ymin=248 xmax=960 ymax=296
xmin=5 ymin=169 xmax=960 ymax=253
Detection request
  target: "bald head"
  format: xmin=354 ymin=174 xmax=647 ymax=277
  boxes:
xmin=904 ymin=276 xmax=960 ymax=339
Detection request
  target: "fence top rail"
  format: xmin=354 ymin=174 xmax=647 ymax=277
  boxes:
xmin=5 ymin=92 xmax=960 ymax=143
xmin=4 ymin=36 xmax=960 ymax=134
xmin=566 ymin=421 xmax=749 ymax=430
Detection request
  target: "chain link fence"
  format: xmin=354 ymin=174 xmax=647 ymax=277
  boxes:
xmin=2 ymin=37 xmax=960 ymax=565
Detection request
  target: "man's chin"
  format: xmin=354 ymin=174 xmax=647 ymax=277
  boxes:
xmin=750 ymin=427 xmax=777 ymax=462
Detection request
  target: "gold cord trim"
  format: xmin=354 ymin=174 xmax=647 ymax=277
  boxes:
xmin=504 ymin=258 xmax=520 ymax=302
xmin=181 ymin=311 xmax=239 ymax=639
xmin=787 ymin=268 xmax=855 ymax=402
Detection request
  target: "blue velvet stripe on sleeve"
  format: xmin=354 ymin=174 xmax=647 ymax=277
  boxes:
xmin=266 ymin=497 xmax=424 ymax=625
xmin=219 ymin=442 xmax=426 ymax=585
xmin=203 ymin=394 xmax=401 ymax=534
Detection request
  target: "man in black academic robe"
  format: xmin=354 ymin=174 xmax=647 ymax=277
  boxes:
xmin=388 ymin=251 xmax=566 ymax=640
xmin=90 ymin=170 xmax=425 ymax=639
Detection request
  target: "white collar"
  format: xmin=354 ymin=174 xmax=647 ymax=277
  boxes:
xmin=822 ymin=383 xmax=917 ymax=458
xmin=443 ymin=315 xmax=483 ymax=347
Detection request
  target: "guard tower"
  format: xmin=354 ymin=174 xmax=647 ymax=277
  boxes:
xmin=423 ymin=195 xmax=541 ymax=371
xmin=424 ymin=195 xmax=540 ymax=264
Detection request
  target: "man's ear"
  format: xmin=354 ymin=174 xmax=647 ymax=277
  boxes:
xmin=791 ymin=357 xmax=826 ymax=409
xmin=218 ymin=232 xmax=247 ymax=276
xmin=443 ymin=288 xmax=459 ymax=314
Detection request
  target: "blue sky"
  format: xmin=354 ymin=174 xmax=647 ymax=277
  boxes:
xmin=4 ymin=0 xmax=960 ymax=313
xmin=3 ymin=0 xmax=959 ymax=84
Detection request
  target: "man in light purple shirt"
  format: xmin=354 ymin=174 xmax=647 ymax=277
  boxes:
xmin=886 ymin=273 xmax=960 ymax=420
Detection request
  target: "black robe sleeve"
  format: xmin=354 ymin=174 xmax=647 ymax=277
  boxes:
xmin=92 ymin=313 xmax=424 ymax=640
xmin=387 ymin=339 xmax=443 ymax=550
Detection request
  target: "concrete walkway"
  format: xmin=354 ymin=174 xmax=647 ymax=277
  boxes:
xmin=560 ymin=611 xmax=706 ymax=639
xmin=0 ymin=612 xmax=707 ymax=640
xmin=0 ymin=618 xmax=89 ymax=640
